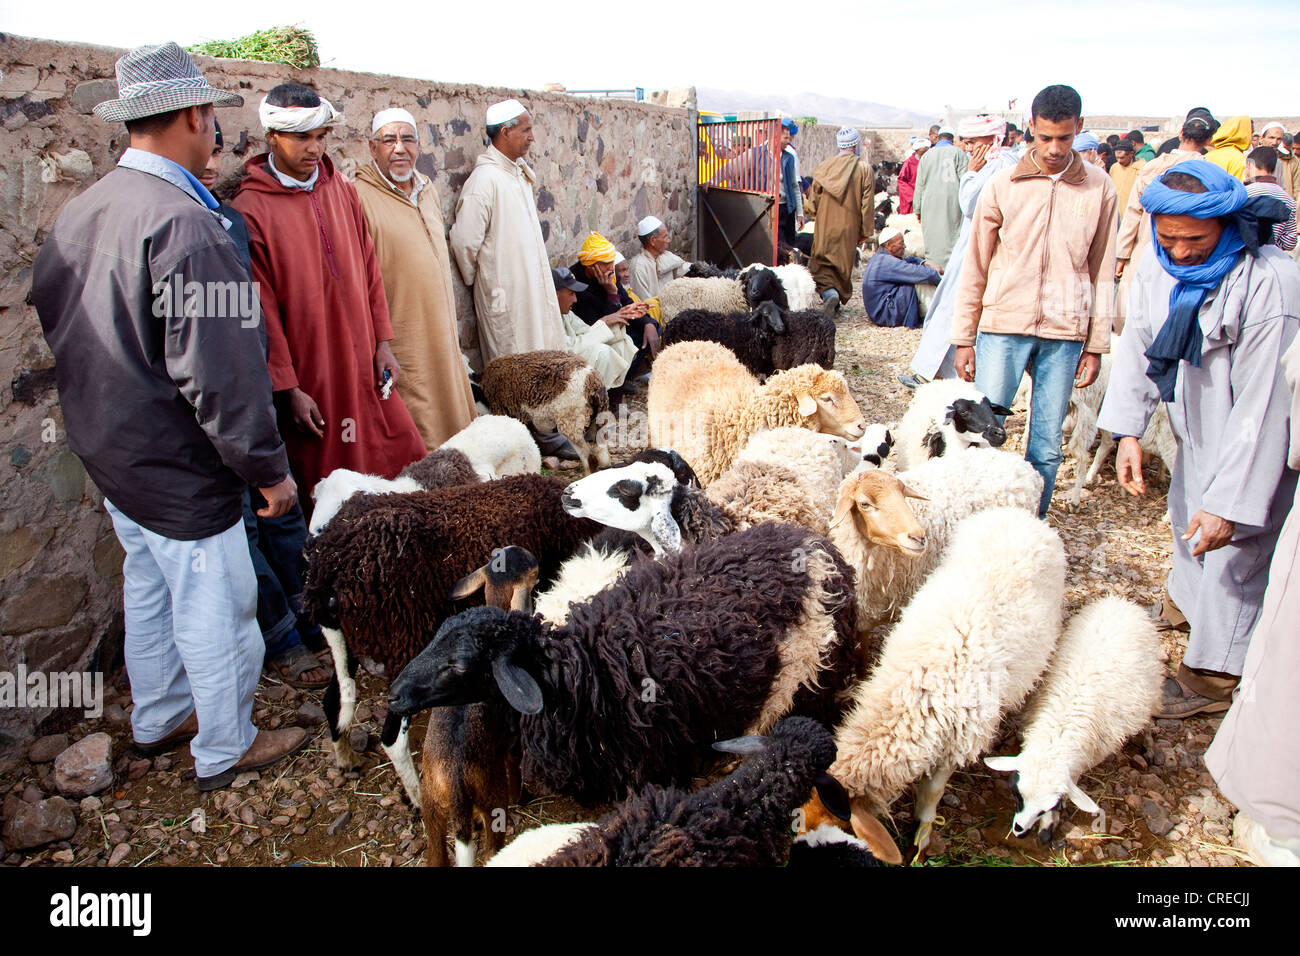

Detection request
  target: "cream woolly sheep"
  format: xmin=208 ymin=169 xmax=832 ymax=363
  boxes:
xmin=648 ymin=340 xmax=867 ymax=485
xmin=480 ymin=351 xmax=611 ymax=474
xmin=894 ymin=379 xmax=1011 ymax=471
xmin=657 ymin=276 xmax=747 ymax=322
xmin=831 ymin=447 xmax=1043 ymax=642
xmin=884 ymin=212 xmax=925 ymax=258
xmin=730 ymin=427 xmax=863 ymax=521
xmin=830 ymin=507 xmax=1066 ymax=856
xmin=984 ymin=596 xmax=1163 ymax=839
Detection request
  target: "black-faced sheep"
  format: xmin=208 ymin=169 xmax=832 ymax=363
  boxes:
xmin=387 ymin=522 xmax=859 ymax=806
xmin=830 ymin=507 xmax=1065 ymax=859
xmin=301 ymin=475 xmax=600 ymax=805
xmin=660 ymin=302 xmax=836 ymax=378
xmin=894 ymin=379 xmax=1011 ymax=470
xmin=648 ymin=340 xmax=867 ymax=485
xmin=480 ymin=350 xmax=611 ymax=474
xmin=537 ymin=717 xmax=858 ymax=867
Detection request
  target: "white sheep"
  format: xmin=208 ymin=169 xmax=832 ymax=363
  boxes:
xmin=831 ymin=447 xmax=1043 ymax=640
xmin=439 ymin=414 xmax=541 ymax=481
xmin=309 ymin=470 xmax=422 ymax=536
xmin=658 ymin=276 xmax=747 ymax=322
xmin=894 ymin=379 xmax=1011 ymax=471
xmin=830 ymin=506 xmax=1066 ymax=856
xmin=728 ymin=426 xmax=866 ymax=522
xmin=884 ymin=211 xmax=925 ymax=258
xmin=769 ymin=263 xmax=818 ymax=311
xmin=485 ymin=822 xmax=595 ymax=867
xmin=984 ymin=595 xmax=1163 ymax=839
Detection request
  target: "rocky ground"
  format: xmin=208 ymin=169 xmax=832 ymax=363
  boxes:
xmin=0 ymin=289 xmax=1248 ymax=868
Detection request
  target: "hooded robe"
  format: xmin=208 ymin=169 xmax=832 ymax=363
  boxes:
xmin=805 ymin=152 xmax=875 ymax=301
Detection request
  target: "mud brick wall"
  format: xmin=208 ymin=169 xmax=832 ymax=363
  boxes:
xmin=0 ymin=33 xmax=697 ymax=760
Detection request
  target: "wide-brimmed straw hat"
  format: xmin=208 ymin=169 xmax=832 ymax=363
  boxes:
xmin=93 ymin=41 xmax=242 ymax=123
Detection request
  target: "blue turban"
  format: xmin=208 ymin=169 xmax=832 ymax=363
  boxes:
xmin=1139 ymin=160 xmax=1291 ymax=400
xmin=1073 ymin=132 xmax=1099 ymax=152
xmin=781 ymin=118 xmax=799 ymax=137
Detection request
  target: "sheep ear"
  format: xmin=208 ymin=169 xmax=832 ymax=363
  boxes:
xmin=849 ymin=799 xmax=903 ymax=866
xmin=830 ymin=491 xmax=855 ymax=529
xmin=491 ymin=655 xmax=543 ymax=715
xmin=712 ymin=734 xmax=771 ymax=755
xmin=797 ymin=392 xmax=818 ymax=417
xmin=983 ymin=755 xmax=1020 ymax=773
xmin=901 ymin=483 xmax=929 ymax=502
xmin=450 ymin=565 xmax=488 ymax=600
xmin=1066 ymin=783 xmax=1101 ymax=816
xmin=649 ymin=506 xmax=683 ymax=554
xmin=812 ymin=773 xmax=852 ymax=823
xmin=989 ymin=402 xmax=1012 ymax=417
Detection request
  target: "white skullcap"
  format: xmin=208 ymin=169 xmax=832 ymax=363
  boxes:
xmin=372 ymin=108 xmax=417 ymax=134
xmin=938 ymin=126 xmax=956 ymax=137
xmin=486 ymin=99 xmax=527 ymax=126
xmin=879 ymin=226 xmax=903 ymax=245
xmin=637 ymin=215 xmax=664 ymax=237
xmin=836 ymin=126 xmax=861 ymax=149
xmin=1261 ymin=121 xmax=1286 ymax=136
xmin=613 ymin=251 xmax=626 ymax=265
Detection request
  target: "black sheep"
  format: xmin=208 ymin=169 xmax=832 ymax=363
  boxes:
xmin=301 ymin=474 xmax=601 ymax=804
xmin=388 ymin=522 xmax=859 ymax=806
xmin=684 ymin=261 xmax=740 ymax=280
xmin=741 ymin=264 xmax=789 ymax=311
xmin=770 ymin=308 xmax=837 ymax=371
xmin=659 ymin=302 xmax=788 ymax=377
xmin=541 ymin=717 xmax=862 ymax=866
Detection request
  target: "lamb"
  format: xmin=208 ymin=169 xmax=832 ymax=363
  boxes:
xmin=648 ymin=340 xmax=867 ymax=485
xmin=479 ymin=350 xmax=611 ymax=474
xmin=984 ymin=596 xmax=1163 ymax=840
xmin=534 ymin=717 xmax=858 ymax=867
xmin=830 ymin=507 xmax=1066 ymax=858
xmin=660 ymin=302 xmax=836 ymax=378
xmin=300 ymin=474 xmax=601 ymax=805
xmin=425 ymin=414 xmax=541 ymax=482
xmin=387 ymin=521 xmax=859 ymax=806
xmin=830 ymin=448 xmax=1043 ymax=645
xmin=894 ymin=379 xmax=1011 ymax=470
xmin=658 ymin=276 xmax=747 ymax=322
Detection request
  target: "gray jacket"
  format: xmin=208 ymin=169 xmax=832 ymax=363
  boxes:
xmin=33 ymin=165 xmax=289 ymax=540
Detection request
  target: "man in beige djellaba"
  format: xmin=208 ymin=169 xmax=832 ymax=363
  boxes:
xmin=355 ymin=107 xmax=476 ymax=449
xmin=449 ymin=99 xmax=564 ymax=365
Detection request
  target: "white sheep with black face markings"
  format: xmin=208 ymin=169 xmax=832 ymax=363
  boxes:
xmin=984 ymin=596 xmax=1163 ymax=841
xmin=894 ymin=379 xmax=1011 ymax=471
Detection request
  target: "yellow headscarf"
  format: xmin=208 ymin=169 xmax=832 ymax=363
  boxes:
xmin=1210 ymin=116 xmax=1251 ymax=151
xmin=578 ymin=232 xmax=617 ymax=265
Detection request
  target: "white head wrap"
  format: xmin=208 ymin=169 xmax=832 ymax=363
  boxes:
xmin=372 ymin=108 xmax=417 ymax=135
xmin=879 ymin=226 xmax=903 ymax=246
xmin=937 ymin=126 xmax=956 ymax=138
xmin=259 ymin=95 xmax=342 ymax=132
xmin=957 ymin=114 xmax=1005 ymax=139
xmin=486 ymin=99 xmax=527 ymax=126
xmin=907 ymin=136 xmax=928 ymax=157
xmin=637 ymin=215 xmax=664 ymax=237
xmin=836 ymin=126 xmax=861 ymax=150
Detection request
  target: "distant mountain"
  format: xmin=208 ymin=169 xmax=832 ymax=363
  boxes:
xmin=697 ymin=87 xmax=938 ymax=128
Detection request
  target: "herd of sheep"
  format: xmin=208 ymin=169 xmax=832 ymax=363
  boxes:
xmin=298 ymin=263 xmax=1165 ymax=867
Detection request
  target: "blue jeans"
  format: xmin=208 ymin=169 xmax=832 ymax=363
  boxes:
xmin=242 ymin=488 xmax=320 ymax=656
xmin=974 ymin=332 xmax=1085 ymax=518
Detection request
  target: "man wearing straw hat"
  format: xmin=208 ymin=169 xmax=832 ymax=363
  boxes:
xmin=449 ymin=99 xmax=564 ymax=366
xmin=32 ymin=42 xmax=308 ymax=791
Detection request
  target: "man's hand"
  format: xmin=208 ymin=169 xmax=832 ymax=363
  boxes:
xmin=1074 ymin=351 xmax=1101 ymax=388
xmin=257 ymin=474 xmax=298 ymax=518
xmin=615 ymin=303 xmax=648 ymax=321
xmin=923 ymin=261 xmax=944 ymax=275
xmin=1183 ymin=509 xmax=1235 ymax=557
xmin=375 ymin=340 xmax=401 ymax=387
xmin=968 ymin=142 xmax=990 ymax=173
xmin=1115 ymin=258 xmax=1128 ymax=281
xmin=602 ymin=312 xmax=630 ymax=328
xmin=288 ymin=387 xmax=325 ymax=438
xmin=1115 ymin=436 xmax=1146 ymax=496
xmin=953 ymin=345 xmax=976 ymax=383
xmin=796 ymin=216 xmax=806 ymax=229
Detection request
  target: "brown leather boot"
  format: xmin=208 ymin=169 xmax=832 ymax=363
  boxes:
xmin=196 ymin=728 xmax=310 ymax=792
xmin=133 ymin=710 xmax=198 ymax=758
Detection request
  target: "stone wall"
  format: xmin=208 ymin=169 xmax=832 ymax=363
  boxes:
xmin=0 ymin=33 xmax=697 ymax=761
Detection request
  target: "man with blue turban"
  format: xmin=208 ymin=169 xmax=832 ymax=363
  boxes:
xmin=1099 ymin=160 xmax=1299 ymax=719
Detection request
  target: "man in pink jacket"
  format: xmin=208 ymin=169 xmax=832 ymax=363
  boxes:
xmin=951 ymin=84 xmax=1118 ymax=517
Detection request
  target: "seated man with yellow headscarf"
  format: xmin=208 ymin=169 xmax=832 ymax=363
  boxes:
xmin=571 ymin=232 xmax=661 ymax=377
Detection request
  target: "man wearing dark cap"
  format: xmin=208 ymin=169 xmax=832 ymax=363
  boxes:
xmin=32 ymin=42 xmax=307 ymax=790
xmin=553 ymin=266 xmax=637 ymax=403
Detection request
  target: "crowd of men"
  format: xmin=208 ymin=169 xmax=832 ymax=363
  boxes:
xmin=28 ymin=43 xmax=1300 ymax=866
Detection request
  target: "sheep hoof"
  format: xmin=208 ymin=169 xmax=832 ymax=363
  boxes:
xmin=332 ymin=737 xmax=364 ymax=771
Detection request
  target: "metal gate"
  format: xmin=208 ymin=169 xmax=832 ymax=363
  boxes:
xmin=696 ymin=118 xmax=780 ymax=269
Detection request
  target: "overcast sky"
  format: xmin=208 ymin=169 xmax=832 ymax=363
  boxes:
xmin=7 ymin=0 xmax=1300 ymax=117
